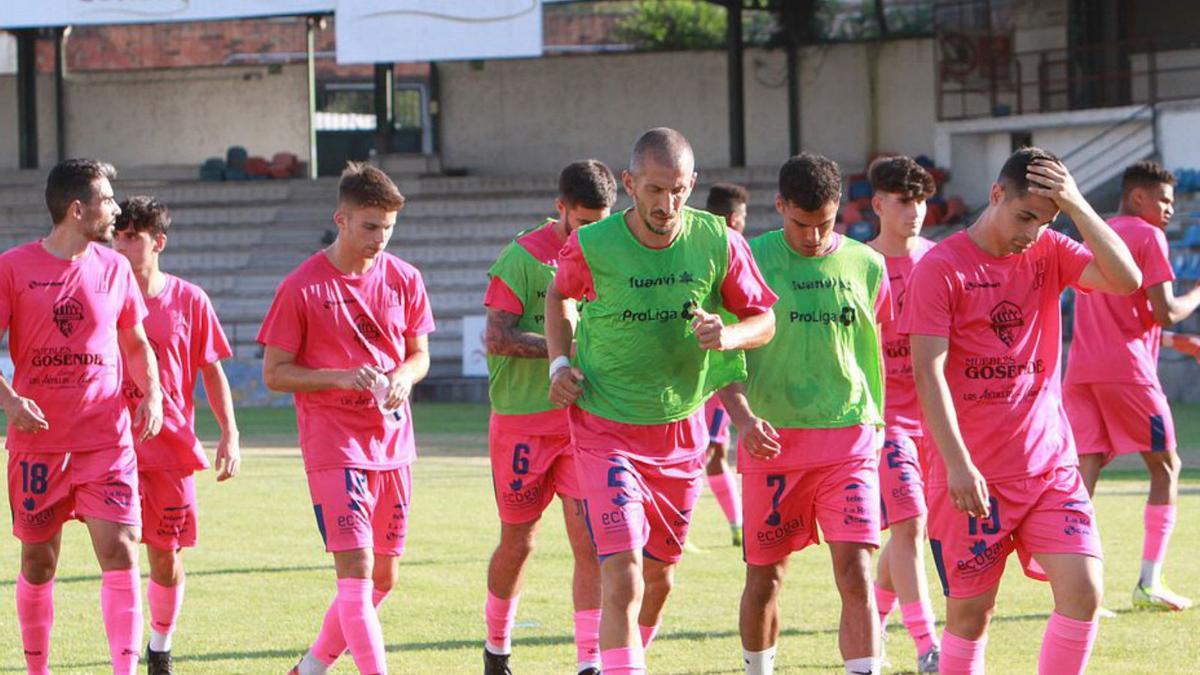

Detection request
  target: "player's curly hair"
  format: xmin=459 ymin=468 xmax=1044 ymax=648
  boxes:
xmin=1121 ymin=160 xmax=1176 ymax=196
xmin=706 ymin=182 xmax=749 ymax=218
xmin=779 ymin=153 xmax=841 ymax=211
xmin=338 ymin=162 xmax=406 ymax=211
xmin=868 ymin=156 xmax=936 ymax=201
xmin=115 ymin=196 xmax=172 ymax=236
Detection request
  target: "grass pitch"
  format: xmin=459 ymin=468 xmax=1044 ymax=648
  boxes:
xmin=1 ymin=402 xmax=1199 ymax=673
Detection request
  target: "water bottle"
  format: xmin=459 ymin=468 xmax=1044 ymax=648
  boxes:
xmin=371 ymin=371 xmax=406 ymax=429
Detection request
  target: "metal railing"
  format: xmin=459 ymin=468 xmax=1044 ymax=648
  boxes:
xmin=938 ymin=36 xmax=1200 ymax=121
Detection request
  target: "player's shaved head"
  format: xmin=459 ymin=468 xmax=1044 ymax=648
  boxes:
xmin=629 ymin=127 xmax=695 ymax=174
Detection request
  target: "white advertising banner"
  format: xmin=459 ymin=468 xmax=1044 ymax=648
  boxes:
xmin=335 ymin=0 xmax=543 ymax=64
xmin=461 ymin=314 xmax=488 ymax=378
xmin=0 ymin=1 xmax=335 ymax=29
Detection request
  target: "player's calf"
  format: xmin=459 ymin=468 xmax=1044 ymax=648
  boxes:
xmin=830 ymin=542 xmax=880 ymax=673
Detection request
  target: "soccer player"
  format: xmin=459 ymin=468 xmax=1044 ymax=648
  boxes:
xmin=481 ymin=160 xmax=617 ymax=675
xmin=1064 ymin=160 xmax=1200 ymax=611
xmin=111 ymin=196 xmax=242 ymax=674
xmin=2 ymin=159 xmax=164 ymax=675
xmin=902 ymin=147 xmax=1141 ymax=674
xmin=544 ymin=128 xmax=777 ymax=675
xmin=703 ymin=182 xmax=750 ymax=546
xmin=720 ymin=153 xmax=891 ymax=675
xmin=864 ymin=156 xmax=940 ymax=672
xmin=260 ymin=163 xmax=434 ymax=675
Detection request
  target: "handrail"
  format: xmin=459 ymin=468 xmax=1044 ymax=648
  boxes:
xmin=1060 ymin=103 xmax=1153 ymax=165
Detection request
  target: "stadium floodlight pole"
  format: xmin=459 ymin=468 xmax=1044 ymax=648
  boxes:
xmin=305 ymin=15 xmax=326 ymax=180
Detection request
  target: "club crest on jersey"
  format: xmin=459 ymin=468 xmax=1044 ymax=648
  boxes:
xmin=354 ymin=313 xmax=381 ymax=341
xmin=988 ymin=301 xmax=1024 ymax=347
xmin=52 ymin=297 xmax=84 ymax=338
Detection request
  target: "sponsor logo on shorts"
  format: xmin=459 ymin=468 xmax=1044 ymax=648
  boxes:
xmin=757 ymin=516 xmax=804 ymax=545
xmin=103 ymin=482 xmax=133 ymax=509
xmin=789 ymin=306 xmax=857 ymax=326
xmin=988 ymin=301 xmax=1024 ymax=347
xmin=501 ymin=481 xmax=544 ymax=508
xmin=52 ymin=297 xmax=85 ymax=338
xmin=1063 ymin=511 xmax=1093 ymax=537
xmin=18 ymin=500 xmax=54 ymax=528
xmin=956 ymin=538 xmax=1005 ymax=578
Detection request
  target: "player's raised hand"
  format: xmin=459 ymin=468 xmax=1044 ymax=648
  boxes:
xmin=946 ymin=457 xmax=990 ymax=518
xmin=214 ymin=434 xmax=241 ymax=482
xmin=1026 ymin=158 xmax=1084 ymax=210
xmin=135 ymin=387 xmax=164 ymax=443
xmin=741 ymin=416 xmax=782 ymax=460
xmin=339 ymin=365 xmax=382 ymax=391
xmin=3 ymin=395 xmax=49 ymax=434
xmin=549 ymin=367 xmax=584 ymax=408
xmin=691 ymin=307 xmax=727 ymax=350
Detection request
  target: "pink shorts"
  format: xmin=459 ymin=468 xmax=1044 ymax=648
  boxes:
xmin=1064 ymin=382 xmax=1176 ymax=463
xmin=139 ymin=469 xmax=198 ymax=551
xmin=879 ymin=431 xmax=928 ymax=529
xmin=489 ymin=426 xmax=580 ymax=525
xmin=575 ymin=449 xmax=704 ymax=565
xmin=704 ymin=396 xmax=732 ymax=447
xmin=742 ymin=457 xmax=881 ymax=566
xmin=8 ymin=446 xmax=140 ymax=544
xmin=927 ymin=466 xmax=1102 ymax=599
xmin=307 ymin=465 xmax=412 ymax=557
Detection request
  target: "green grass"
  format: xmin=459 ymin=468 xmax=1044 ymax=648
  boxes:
xmin=1 ymin=402 xmax=1198 ymax=673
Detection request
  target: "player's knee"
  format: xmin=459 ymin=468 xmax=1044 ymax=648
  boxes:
xmin=20 ymin=546 xmax=58 ymax=584
xmin=1147 ymin=452 xmax=1181 ymax=482
xmin=95 ymin=529 xmax=139 ymax=570
xmin=644 ymin=565 xmax=674 ymax=598
xmin=601 ymin=554 xmax=643 ymax=605
xmin=743 ymin=564 xmax=786 ymax=603
xmin=831 ymin=546 xmax=873 ymax=596
xmin=947 ymin=603 xmax=995 ymax=640
xmin=892 ymin=516 xmax=925 ymax=543
xmin=499 ymin=522 xmax=538 ymax=557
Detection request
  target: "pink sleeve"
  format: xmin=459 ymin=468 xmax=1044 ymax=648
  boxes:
xmin=0 ymin=262 xmax=11 ymax=336
xmin=484 ymin=276 xmax=524 ymax=315
xmin=1140 ymin=227 xmax=1176 ymax=288
xmin=117 ymin=266 xmax=148 ymax=330
xmin=721 ymin=230 xmax=778 ymax=318
xmin=553 ymin=230 xmax=596 ymax=301
xmin=1054 ymin=230 xmax=1094 ymax=291
xmin=403 ymin=270 xmax=436 ymax=338
xmin=898 ymin=257 xmax=954 ymax=338
xmin=874 ymin=269 xmax=894 ymax=324
xmin=257 ymin=282 xmax=305 ymax=354
xmin=193 ymin=291 xmax=232 ymax=366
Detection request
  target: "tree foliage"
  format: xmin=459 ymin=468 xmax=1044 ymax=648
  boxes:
xmin=613 ymin=0 xmax=728 ymax=51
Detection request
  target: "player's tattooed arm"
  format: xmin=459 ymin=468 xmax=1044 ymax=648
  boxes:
xmin=485 ymin=308 xmax=548 ymax=358
xmin=910 ymin=334 xmax=990 ymax=518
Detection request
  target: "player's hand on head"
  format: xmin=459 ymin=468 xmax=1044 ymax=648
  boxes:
xmin=1025 ymin=159 xmax=1083 ymax=208
xmin=691 ymin=307 xmax=727 ymax=351
xmin=946 ymin=459 xmax=990 ymax=518
xmin=4 ymin=396 xmax=49 ymax=434
xmin=549 ymin=367 xmax=584 ymax=408
xmin=135 ymin=387 xmax=164 ymax=442
xmin=742 ymin=417 xmax=782 ymax=460
xmin=215 ymin=436 xmax=241 ymax=481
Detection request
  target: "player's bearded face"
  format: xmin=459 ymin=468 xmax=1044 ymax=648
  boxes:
xmin=626 ymin=162 xmax=695 ymax=236
xmin=561 ymin=204 xmax=610 ymax=235
xmin=85 ymin=178 xmax=120 ymax=243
